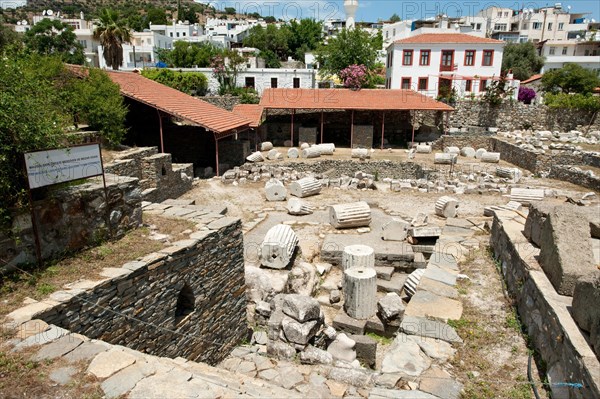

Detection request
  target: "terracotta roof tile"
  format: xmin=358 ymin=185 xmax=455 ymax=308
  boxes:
xmin=521 ymin=74 xmax=543 ymax=84
xmin=259 ymin=88 xmax=454 ymax=111
xmin=103 ymin=70 xmax=250 ymax=135
xmin=394 ymin=33 xmax=504 ymax=45
xmin=232 ymin=104 xmax=264 ymax=128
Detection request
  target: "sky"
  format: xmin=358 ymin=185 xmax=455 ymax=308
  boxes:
xmin=204 ymin=0 xmax=600 ymax=22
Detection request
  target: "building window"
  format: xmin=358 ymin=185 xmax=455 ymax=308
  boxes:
xmin=386 ymin=31 xmax=389 ymax=39
xmin=549 ymin=47 xmax=556 ymax=55
xmin=401 ymin=77 xmax=411 ymax=89
xmin=465 ymin=79 xmax=473 ymax=92
xmin=494 ymin=23 xmax=507 ymax=31
xmin=558 ymin=22 xmax=564 ymax=30
xmin=441 ymin=50 xmax=454 ymax=70
xmin=548 ymin=22 xmax=553 ymax=31
xmin=504 ymin=11 xmax=509 ymax=17
xmin=78 ymin=39 xmax=87 ymax=48
xmin=480 ymin=79 xmax=488 ymax=92
xmin=170 ymin=32 xmax=173 ymax=37
xmin=464 ymin=50 xmax=476 ymax=66
xmin=521 ymin=22 xmax=528 ymax=30
xmin=562 ymin=47 xmax=568 ymax=55
xmin=476 ymin=23 xmax=482 ymax=30
xmin=418 ymin=77 xmax=428 ymax=90
xmin=420 ymin=50 xmax=430 ymax=66
xmin=293 ymin=77 xmax=300 ymax=88
xmin=482 ymin=50 xmax=494 ymax=66
xmin=176 ymin=32 xmax=180 ymax=37
xmin=403 ymin=50 xmax=413 ymax=65
xmin=245 ymin=77 xmax=255 ymax=88
xmin=393 ymin=29 xmax=396 ymax=36
xmin=183 ymin=32 xmax=186 ymax=37
xmin=532 ymin=22 xmax=542 ymax=30
xmin=497 ymin=11 xmax=502 ymax=17
xmin=271 ymin=78 xmax=278 ymax=88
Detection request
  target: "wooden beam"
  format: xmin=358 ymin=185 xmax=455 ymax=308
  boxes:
xmin=291 ymin=109 xmax=295 ymax=146
xmin=320 ymin=110 xmax=324 ymax=144
xmin=215 ymin=135 xmax=220 ymax=177
xmin=380 ymin=112 xmax=385 ymax=150
xmin=350 ymin=110 xmax=355 ymax=148
xmin=157 ymin=109 xmax=165 ymax=153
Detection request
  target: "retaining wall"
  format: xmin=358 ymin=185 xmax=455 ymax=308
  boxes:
xmin=491 ymin=214 xmax=600 ymax=399
xmin=1 ymin=174 xmax=141 ymax=270
xmin=34 ymin=218 xmax=246 ymax=365
xmin=549 ymin=166 xmax=600 ymax=192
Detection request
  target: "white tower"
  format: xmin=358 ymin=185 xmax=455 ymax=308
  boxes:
xmin=344 ymin=0 xmax=358 ymax=29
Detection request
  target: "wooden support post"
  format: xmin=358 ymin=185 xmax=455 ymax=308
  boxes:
xmin=445 ymin=111 xmax=450 ymax=136
xmin=157 ymin=109 xmax=165 ymax=153
xmin=411 ymin=111 xmax=416 ymax=148
xmin=350 ymin=110 xmax=355 ymax=148
xmin=291 ymin=109 xmax=295 ymax=146
xmin=215 ymin=135 xmax=220 ymax=177
xmin=380 ymin=112 xmax=385 ymax=150
xmin=320 ymin=110 xmax=324 ymax=144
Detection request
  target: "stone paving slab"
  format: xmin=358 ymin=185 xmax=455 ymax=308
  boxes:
xmin=87 ymin=347 xmax=139 ymax=379
xmin=423 ymin=264 xmax=458 ymax=287
xmin=400 ymin=316 xmax=462 ymax=344
xmin=377 ymin=274 xmax=408 ymax=295
xmin=419 ymin=366 xmax=463 ymax=399
xmin=33 ymin=334 xmax=83 ymax=361
xmin=417 ymin=277 xmax=459 ymax=299
xmin=63 ymin=340 xmax=110 ymax=363
xmin=13 ymin=325 xmax=69 ymax=350
xmin=369 ymin=388 xmax=440 ymax=398
xmin=404 ymin=290 xmax=463 ymax=322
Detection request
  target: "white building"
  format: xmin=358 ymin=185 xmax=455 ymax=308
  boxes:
xmin=204 ymin=17 xmax=266 ymax=45
xmin=0 ymin=0 xmax=26 ymax=9
xmin=148 ymin=21 xmax=203 ymax=40
xmin=99 ymin=31 xmax=172 ymax=70
xmin=385 ymin=32 xmax=516 ymax=99
xmin=540 ymin=40 xmax=600 ymax=73
xmin=171 ymin=67 xmax=316 ymax=95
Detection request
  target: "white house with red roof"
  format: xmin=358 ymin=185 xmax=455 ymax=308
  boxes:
xmin=385 ymin=32 xmax=518 ymax=99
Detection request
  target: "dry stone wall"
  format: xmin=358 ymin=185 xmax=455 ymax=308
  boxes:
xmin=1 ymin=174 xmax=141 ymax=270
xmin=449 ymin=100 xmax=599 ymax=132
xmin=549 ymin=165 xmax=600 ymax=192
xmin=264 ymin=160 xmax=427 ymax=180
xmin=35 ymin=218 xmax=246 ymax=366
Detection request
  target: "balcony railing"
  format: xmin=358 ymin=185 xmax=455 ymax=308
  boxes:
xmin=439 ymin=64 xmax=454 ymax=72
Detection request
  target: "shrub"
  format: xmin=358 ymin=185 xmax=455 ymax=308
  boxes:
xmin=544 ymin=93 xmax=600 ymax=112
xmin=517 ymin=86 xmax=536 ymax=104
xmin=339 ymin=64 xmax=369 ymax=89
xmin=141 ymin=69 xmax=208 ymax=96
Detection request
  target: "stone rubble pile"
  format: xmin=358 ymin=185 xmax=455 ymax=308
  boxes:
xmin=498 ymin=130 xmax=600 ymax=155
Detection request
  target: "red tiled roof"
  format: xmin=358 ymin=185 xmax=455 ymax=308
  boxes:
xmin=259 ymin=88 xmax=454 ymax=111
xmin=521 ymin=74 xmax=543 ymax=84
xmin=394 ymin=33 xmax=504 ymax=44
xmin=232 ymin=104 xmax=264 ymax=128
xmin=103 ymin=70 xmax=250 ymax=135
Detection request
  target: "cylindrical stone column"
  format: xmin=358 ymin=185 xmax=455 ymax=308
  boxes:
xmin=475 ymin=148 xmax=487 ymax=159
xmin=481 ymin=152 xmax=501 ymax=163
xmin=312 ymin=143 xmax=335 ymax=155
xmin=435 ymin=196 xmax=460 ymax=218
xmin=287 ymin=148 xmax=299 ymax=159
xmin=404 ymin=268 xmax=426 ymax=298
xmin=460 ymin=147 xmax=476 ymax=158
xmin=351 ymin=148 xmax=370 ymax=159
xmin=290 ymin=177 xmax=321 ymax=198
xmin=301 ymin=147 xmax=321 ymax=159
xmin=267 ymin=149 xmax=280 ymax=160
xmin=416 ymin=145 xmax=432 ymax=154
xmin=265 ymin=179 xmax=287 ymax=202
xmin=344 ymin=267 xmax=377 ymax=319
xmin=496 ymin=167 xmax=522 ymax=182
xmin=342 ymin=245 xmax=375 ymax=271
xmin=287 ymin=198 xmax=314 ymax=215
xmin=300 ymin=143 xmax=310 ymax=150
xmin=260 ymin=224 xmax=299 ymax=269
xmin=261 ymin=142 xmax=274 ymax=151
xmin=329 ymin=201 xmax=371 ymax=229
xmin=444 ymin=146 xmax=460 ymax=155
xmin=434 ymin=153 xmax=457 ymax=165
xmin=246 ymin=151 xmax=264 ymax=163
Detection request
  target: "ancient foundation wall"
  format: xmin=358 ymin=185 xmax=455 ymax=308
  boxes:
xmin=263 ymin=160 xmax=427 ymax=180
xmin=549 ymin=165 xmax=600 ymax=192
xmin=1 ymin=174 xmax=141 ymax=270
xmin=34 ymin=218 xmax=246 ymax=365
xmin=491 ymin=215 xmax=600 ymax=399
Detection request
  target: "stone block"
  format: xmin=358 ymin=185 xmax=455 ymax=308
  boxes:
xmin=333 ymin=310 xmax=367 ymax=335
xmin=539 ymin=205 xmax=596 ymax=296
xmin=282 ymin=294 xmax=321 ymax=323
xmin=377 ymin=293 xmax=405 ymax=321
xmin=523 ymin=202 xmax=555 ymax=247
xmin=404 ymin=290 xmax=463 ymax=322
xmin=349 ymin=334 xmax=377 ymax=368
xmin=375 ymin=266 xmax=395 ymax=281
xmin=572 ymin=270 xmax=600 ymax=359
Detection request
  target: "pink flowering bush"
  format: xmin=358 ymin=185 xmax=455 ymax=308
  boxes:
xmin=339 ymin=64 xmax=369 ymax=90
xmin=518 ymin=86 xmax=536 ymax=104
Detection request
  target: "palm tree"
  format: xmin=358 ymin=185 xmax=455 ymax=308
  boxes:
xmin=93 ymin=9 xmax=131 ymax=70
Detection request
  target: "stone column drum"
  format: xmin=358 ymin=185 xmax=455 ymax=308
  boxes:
xmin=481 ymin=152 xmax=501 ymax=163
xmin=329 ymin=201 xmax=371 ymax=229
xmin=342 ymin=245 xmax=375 ymax=271
xmin=246 ymin=151 xmax=264 ymax=163
xmin=344 ymin=267 xmax=377 ymax=319
xmin=289 ymin=178 xmax=322 ymax=198
xmin=351 ymin=148 xmax=370 ymax=159
xmin=435 ymin=196 xmax=460 ymax=218
xmin=312 ymin=143 xmax=335 ymax=155
xmin=260 ymin=224 xmax=299 ymax=269
xmin=434 ymin=153 xmax=457 ymax=165
xmin=301 ymin=148 xmax=321 ymax=159
xmin=265 ymin=179 xmax=287 ymax=202
xmin=416 ymin=145 xmax=432 ymax=154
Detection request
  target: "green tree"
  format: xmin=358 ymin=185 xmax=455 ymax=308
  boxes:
xmin=156 ymin=41 xmax=222 ymax=68
xmin=141 ymin=69 xmax=208 ymax=96
xmin=264 ymin=16 xmax=276 ymax=24
xmin=501 ymin=42 xmax=544 ymax=81
xmin=64 ymin=68 xmax=127 ymax=144
xmin=0 ymin=54 xmax=67 ymax=222
xmin=258 ymin=49 xmax=281 ymax=68
xmin=224 ymin=7 xmax=236 ymax=15
xmin=94 ymin=9 xmax=131 ymax=70
xmin=389 ymin=13 xmax=401 ymax=22
xmin=146 ymin=7 xmax=167 ymax=25
xmin=243 ymin=24 xmax=290 ymax=60
xmin=315 ymin=28 xmax=380 ymax=77
xmin=24 ymin=18 xmax=85 ymax=64
xmin=288 ymin=19 xmax=323 ymax=61
xmin=541 ymin=63 xmax=600 ymax=94
xmin=0 ymin=16 xmax=22 ymax=53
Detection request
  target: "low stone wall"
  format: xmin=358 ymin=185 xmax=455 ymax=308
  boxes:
xmin=549 ymin=166 xmax=600 ymax=192
xmin=201 ymin=96 xmax=241 ymax=111
xmin=1 ymin=174 xmax=141 ymax=270
xmin=431 ymin=135 xmax=493 ymax=151
xmin=491 ymin=214 xmax=600 ymax=399
xmin=32 ymin=218 xmax=246 ymax=365
xmin=267 ymin=160 xmax=427 ymax=180
xmin=449 ymin=100 xmax=598 ymax=132
xmin=105 ymin=147 xmax=193 ymax=203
